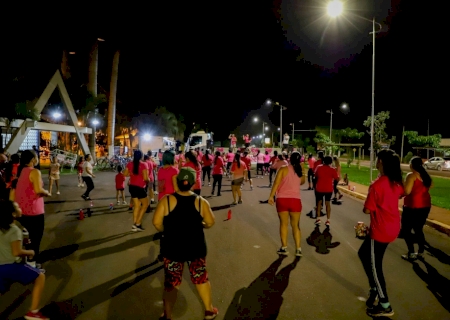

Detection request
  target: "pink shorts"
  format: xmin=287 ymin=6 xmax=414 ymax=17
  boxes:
xmin=276 ymin=198 xmax=302 ymax=213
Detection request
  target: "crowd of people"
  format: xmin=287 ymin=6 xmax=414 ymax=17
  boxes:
xmin=0 ymin=142 xmax=434 ymax=319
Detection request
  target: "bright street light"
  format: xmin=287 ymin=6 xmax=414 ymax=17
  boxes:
xmin=143 ymin=133 xmax=151 ymax=141
xmin=265 ymin=127 xmax=269 ymax=131
xmin=92 ymin=119 xmax=99 ymax=125
xmin=277 ymin=128 xmax=280 ymax=131
xmin=53 ymin=112 xmax=61 ymax=119
xmin=327 ymin=2 xmax=382 ymax=181
xmin=254 ymin=118 xmax=258 ymax=122
xmin=327 ymin=0 xmax=343 ymax=17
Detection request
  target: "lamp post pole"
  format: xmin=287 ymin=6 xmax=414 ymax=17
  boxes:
xmin=369 ymin=17 xmax=376 ymax=182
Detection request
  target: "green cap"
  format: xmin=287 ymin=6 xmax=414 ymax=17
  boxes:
xmin=177 ymin=167 xmax=196 ymax=185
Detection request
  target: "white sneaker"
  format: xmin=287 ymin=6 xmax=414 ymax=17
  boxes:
xmin=154 ymin=191 xmax=158 ymax=195
xmin=78 ymin=184 xmax=81 ymax=187
xmin=56 ymin=191 xmax=60 ymax=195
xmin=122 ymin=201 xmax=127 ymax=205
xmin=117 ymin=201 xmax=120 ymax=205
xmin=81 ymin=184 xmax=85 ymax=187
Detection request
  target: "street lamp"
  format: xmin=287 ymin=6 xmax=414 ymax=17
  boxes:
xmin=327 ymin=1 xmax=382 ymax=181
xmin=53 ymin=112 xmax=61 ymax=119
xmin=326 ymin=109 xmax=333 ymax=140
xmin=290 ymin=120 xmax=302 ymax=141
xmin=266 ymin=99 xmax=287 ymax=147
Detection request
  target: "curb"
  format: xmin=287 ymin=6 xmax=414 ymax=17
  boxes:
xmin=337 ymin=186 xmax=450 ymax=237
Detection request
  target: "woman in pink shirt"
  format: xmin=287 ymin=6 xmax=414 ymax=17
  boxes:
xmin=158 ymin=150 xmax=179 ymax=201
xmin=229 ymin=134 xmax=237 ymax=151
xmin=230 ymin=153 xmax=247 ymax=204
xmin=271 ymin=155 xmax=288 ymax=171
xmin=358 ymin=149 xmax=403 ymax=317
xmin=225 ymin=149 xmax=235 ymax=176
xmin=256 ymin=150 xmax=265 ymax=178
xmin=211 ymin=151 xmax=226 ymax=196
xmin=183 ymin=151 xmax=202 ymax=195
xmin=268 ymin=152 xmax=306 ymax=256
xmin=15 ymin=150 xmax=51 ymax=267
xmin=124 ymin=150 xmax=150 ymax=231
xmin=243 ymin=134 xmax=251 ymax=148
xmin=263 ymin=151 xmax=271 ymax=176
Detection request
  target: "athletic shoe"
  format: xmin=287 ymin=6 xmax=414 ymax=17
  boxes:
xmin=366 ymin=289 xmax=378 ymax=308
xmin=401 ymin=253 xmax=418 ymax=261
xmin=366 ymin=304 xmax=394 ymax=317
xmin=231 ymin=201 xmax=237 ymax=205
xmin=132 ymin=224 xmax=137 ymax=231
xmin=135 ymin=225 xmax=145 ymax=231
xmin=315 ymin=219 xmax=321 ymax=225
xmin=295 ymin=249 xmax=303 ymax=257
xmin=325 ymin=220 xmax=330 ymax=226
xmin=277 ymin=247 xmax=288 ymax=255
xmin=204 ymin=307 xmax=219 ymax=320
xmin=24 ymin=311 xmax=49 ymax=320
xmin=122 ymin=201 xmax=127 ymax=205
xmin=238 ymin=200 xmax=242 ymax=204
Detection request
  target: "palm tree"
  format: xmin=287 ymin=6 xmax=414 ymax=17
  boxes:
xmin=107 ymin=50 xmax=120 ymax=157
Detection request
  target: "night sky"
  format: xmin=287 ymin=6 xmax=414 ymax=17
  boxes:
xmin=5 ymin=0 xmax=449 ymax=149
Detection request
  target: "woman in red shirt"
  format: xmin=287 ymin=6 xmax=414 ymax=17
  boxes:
xmin=211 ymin=151 xmax=226 ymax=196
xmin=183 ymin=151 xmax=202 ymax=195
xmin=201 ymin=150 xmax=213 ymax=187
xmin=123 ymin=150 xmax=150 ymax=231
xmin=358 ymin=149 xmax=403 ymax=317
xmin=401 ymin=156 xmax=432 ymax=261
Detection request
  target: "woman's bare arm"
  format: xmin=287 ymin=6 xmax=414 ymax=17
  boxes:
xmin=29 ymin=169 xmax=50 ymax=196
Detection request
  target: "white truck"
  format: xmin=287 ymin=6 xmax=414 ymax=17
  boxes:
xmin=185 ymin=131 xmax=213 ymax=151
xmin=139 ymin=135 xmax=175 ymax=156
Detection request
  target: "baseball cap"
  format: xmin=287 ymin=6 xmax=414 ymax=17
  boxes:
xmin=177 ymin=167 xmax=196 ymax=185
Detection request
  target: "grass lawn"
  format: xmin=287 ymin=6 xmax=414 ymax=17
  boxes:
xmin=341 ymin=166 xmax=450 ymax=210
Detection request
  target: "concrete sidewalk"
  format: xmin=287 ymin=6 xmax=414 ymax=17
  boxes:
xmin=337 ymin=182 xmax=450 ymax=236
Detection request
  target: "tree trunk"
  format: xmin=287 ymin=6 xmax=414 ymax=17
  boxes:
xmin=88 ymin=41 xmax=98 ymax=161
xmin=61 ymin=50 xmax=71 ymax=80
xmin=107 ymin=51 xmax=120 ymax=157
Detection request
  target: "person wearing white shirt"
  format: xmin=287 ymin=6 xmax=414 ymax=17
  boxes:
xmin=283 ymin=133 xmax=290 ymax=150
xmin=81 ymin=154 xmax=96 ymax=200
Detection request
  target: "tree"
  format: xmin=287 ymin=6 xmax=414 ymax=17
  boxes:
xmin=363 ymin=111 xmax=396 ymax=150
xmin=313 ymin=133 xmax=339 ymax=155
xmin=335 ymin=127 xmax=365 ymax=142
xmin=404 ymin=131 xmax=442 ymax=148
xmin=107 ymin=51 xmax=120 ymax=156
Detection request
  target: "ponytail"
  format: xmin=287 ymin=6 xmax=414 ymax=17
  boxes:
xmin=410 ymin=156 xmax=432 ymax=188
xmin=289 ymin=152 xmax=302 ymax=178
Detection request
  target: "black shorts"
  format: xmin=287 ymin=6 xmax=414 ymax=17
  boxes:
xmin=257 ymin=163 xmax=264 ymax=172
xmin=245 ymin=143 xmax=250 ymax=148
xmin=116 ymin=188 xmax=124 ymax=191
xmin=264 ymin=163 xmax=270 ymax=169
xmin=129 ymin=185 xmax=147 ymax=199
xmin=226 ymin=162 xmax=232 ymax=171
xmin=247 ymin=169 xmax=252 ymax=180
xmin=315 ymin=191 xmax=333 ymax=204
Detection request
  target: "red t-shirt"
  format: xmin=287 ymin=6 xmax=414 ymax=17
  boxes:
xmin=212 ymin=156 xmax=225 ymax=175
xmin=241 ymin=156 xmax=251 ymax=170
xmin=364 ymin=175 xmax=404 ymax=243
xmin=202 ymin=154 xmax=213 ymax=167
xmin=115 ymin=172 xmax=125 ymax=190
xmin=126 ymin=162 xmax=149 ymax=188
xmin=157 ymin=166 xmax=179 ymax=200
xmin=270 ymin=156 xmax=278 ymax=165
xmin=314 ymin=164 xmax=339 ymax=193
xmin=183 ymin=161 xmax=201 ymax=190
xmin=313 ymin=159 xmax=323 ymax=171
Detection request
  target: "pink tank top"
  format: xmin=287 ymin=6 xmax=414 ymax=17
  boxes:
xmin=276 ymin=165 xmax=301 ymax=199
xmin=15 ymin=167 xmax=45 ymax=216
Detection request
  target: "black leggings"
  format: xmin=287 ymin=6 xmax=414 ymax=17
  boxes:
xmin=82 ymin=176 xmax=95 ymax=197
xmin=202 ymin=167 xmax=211 ymax=182
xmin=358 ymin=237 xmax=390 ymax=304
xmin=308 ymin=168 xmax=314 ymax=184
xmin=212 ymin=174 xmax=223 ymax=195
xmin=269 ymin=168 xmax=276 ymax=184
xmin=19 ymin=214 xmax=45 ymax=263
xmin=401 ymin=206 xmax=430 ymax=254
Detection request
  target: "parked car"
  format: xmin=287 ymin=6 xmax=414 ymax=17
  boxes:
xmin=423 ymin=157 xmax=450 ymax=171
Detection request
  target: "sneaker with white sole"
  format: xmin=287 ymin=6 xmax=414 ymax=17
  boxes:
xmin=132 ymin=224 xmax=137 ymax=231
xmin=315 ymin=219 xmax=321 ymax=225
xmin=117 ymin=201 xmax=121 ymax=205
xmin=24 ymin=310 xmax=49 ymax=320
xmin=325 ymin=220 xmax=330 ymax=226
xmin=277 ymin=247 xmax=289 ymax=255
xmin=122 ymin=201 xmax=127 ymax=205
xmin=204 ymin=307 xmax=219 ymax=320
xmin=366 ymin=304 xmax=394 ymax=317
xmin=56 ymin=191 xmax=60 ymax=195
xmin=135 ymin=225 xmax=145 ymax=231
xmin=295 ymin=249 xmax=303 ymax=257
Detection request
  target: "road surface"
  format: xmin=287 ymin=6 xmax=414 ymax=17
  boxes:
xmin=1 ymin=171 xmax=449 ymax=319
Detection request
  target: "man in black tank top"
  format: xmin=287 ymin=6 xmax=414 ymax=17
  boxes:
xmin=153 ymin=167 xmax=219 ymax=320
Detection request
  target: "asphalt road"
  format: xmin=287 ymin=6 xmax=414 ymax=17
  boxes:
xmin=1 ymin=171 xmax=449 ymax=320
